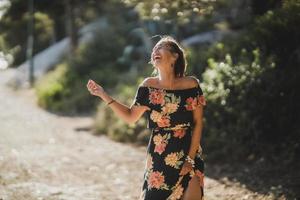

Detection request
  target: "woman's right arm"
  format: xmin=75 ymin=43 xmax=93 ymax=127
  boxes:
xmin=87 ymin=79 xmax=149 ymax=125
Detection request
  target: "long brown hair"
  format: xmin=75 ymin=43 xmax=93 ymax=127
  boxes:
xmin=150 ymin=36 xmax=187 ymax=77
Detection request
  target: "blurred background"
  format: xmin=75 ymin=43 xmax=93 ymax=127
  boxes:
xmin=0 ymin=0 xmax=299 ymax=199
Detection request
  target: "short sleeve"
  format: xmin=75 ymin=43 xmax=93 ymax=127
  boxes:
xmin=194 ymin=78 xmax=207 ymax=107
xmin=133 ymin=86 xmax=149 ymax=107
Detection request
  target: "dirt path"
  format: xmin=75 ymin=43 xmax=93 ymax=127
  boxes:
xmin=0 ymin=69 xmax=284 ymax=200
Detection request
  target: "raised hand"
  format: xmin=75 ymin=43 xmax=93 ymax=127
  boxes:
xmin=86 ymin=79 xmax=104 ymax=97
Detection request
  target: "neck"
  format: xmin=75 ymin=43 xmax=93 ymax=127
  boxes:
xmin=157 ymin=66 xmax=176 ymax=88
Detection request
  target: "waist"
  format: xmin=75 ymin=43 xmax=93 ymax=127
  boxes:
xmin=152 ymin=122 xmax=192 ymax=131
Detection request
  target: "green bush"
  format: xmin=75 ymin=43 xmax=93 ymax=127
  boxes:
xmin=201 ymin=0 xmax=300 ymax=164
xmin=35 ymin=63 xmax=95 ymax=114
xmin=201 ymin=46 xmax=275 ymax=161
xmin=35 ymin=63 xmax=68 ymax=112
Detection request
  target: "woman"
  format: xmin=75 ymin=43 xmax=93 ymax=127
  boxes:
xmin=87 ymin=36 xmax=206 ymax=200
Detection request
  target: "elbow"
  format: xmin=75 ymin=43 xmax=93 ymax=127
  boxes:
xmin=126 ymin=116 xmax=139 ymax=125
xmin=128 ymin=121 xmax=136 ymax=126
xmin=125 ymin=108 xmax=141 ymax=125
xmin=122 ymin=115 xmax=135 ymax=125
xmin=124 ymin=113 xmax=138 ymax=125
xmin=124 ymin=119 xmax=138 ymax=126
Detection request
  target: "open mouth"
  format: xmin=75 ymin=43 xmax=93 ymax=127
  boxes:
xmin=153 ymin=55 xmax=161 ymax=61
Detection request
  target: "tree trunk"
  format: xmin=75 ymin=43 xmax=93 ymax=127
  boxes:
xmin=64 ymin=0 xmax=78 ymax=56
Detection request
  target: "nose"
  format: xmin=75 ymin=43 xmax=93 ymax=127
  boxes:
xmin=152 ymin=46 xmax=161 ymax=53
xmin=152 ymin=49 xmax=158 ymax=56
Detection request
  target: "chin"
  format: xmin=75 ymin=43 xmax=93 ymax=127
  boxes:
xmin=154 ymin=61 xmax=162 ymax=67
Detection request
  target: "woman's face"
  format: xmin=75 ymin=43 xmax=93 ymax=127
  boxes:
xmin=151 ymin=42 xmax=177 ymax=69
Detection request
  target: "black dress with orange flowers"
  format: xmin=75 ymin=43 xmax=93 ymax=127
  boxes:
xmin=133 ymin=78 xmax=207 ymax=200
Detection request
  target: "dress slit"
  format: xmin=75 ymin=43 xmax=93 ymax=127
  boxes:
xmin=167 ymin=169 xmax=204 ymax=200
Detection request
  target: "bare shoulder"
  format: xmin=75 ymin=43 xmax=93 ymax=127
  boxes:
xmin=139 ymin=77 xmax=157 ymax=87
xmin=182 ymin=76 xmax=200 ymax=88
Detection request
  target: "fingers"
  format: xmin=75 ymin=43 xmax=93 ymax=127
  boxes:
xmin=179 ymin=163 xmax=193 ymax=176
xmin=179 ymin=167 xmax=188 ymax=176
xmin=87 ymin=79 xmax=101 ymax=96
xmin=179 ymin=169 xmax=187 ymax=176
xmin=87 ymin=79 xmax=97 ymax=91
xmin=87 ymin=79 xmax=95 ymax=88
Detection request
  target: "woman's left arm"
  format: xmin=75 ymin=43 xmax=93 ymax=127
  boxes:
xmin=188 ymin=105 xmax=204 ymax=160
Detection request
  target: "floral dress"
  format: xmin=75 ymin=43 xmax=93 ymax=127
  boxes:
xmin=133 ymin=78 xmax=207 ymax=200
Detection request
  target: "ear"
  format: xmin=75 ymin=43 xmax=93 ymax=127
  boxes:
xmin=173 ymin=53 xmax=179 ymax=60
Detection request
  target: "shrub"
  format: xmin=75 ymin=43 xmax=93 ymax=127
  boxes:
xmin=201 ymin=0 xmax=300 ymax=164
xmin=35 ymin=63 xmax=95 ymax=114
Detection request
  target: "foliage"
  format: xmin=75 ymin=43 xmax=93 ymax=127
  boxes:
xmin=0 ymin=0 xmax=106 ymax=66
xmin=35 ymin=29 xmax=125 ymax=113
xmin=202 ymin=45 xmax=275 ymax=160
xmin=251 ymin=0 xmax=300 ymax=67
xmin=201 ymin=0 xmax=300 ymax=164
xmin=35 ymin=1 xmax=150 ymax=114
xmin=0 ymin=11 xmax=55 ymax=66
xmin=123 ymin=0 xmax=221 ymax=20
xmin=120 ymin=0 xmax=225 ymax=39
xmin=35 ymin=62 xmax=94 ymax=114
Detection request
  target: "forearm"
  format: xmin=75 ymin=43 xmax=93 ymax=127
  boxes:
xmin=99 ymin=91 xmax=133 ymax=124
xmin=188 ymin=124 xmax=203 ymax=159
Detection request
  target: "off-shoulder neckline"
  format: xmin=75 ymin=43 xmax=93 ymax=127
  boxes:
xmin=138 ymin=85 xmax=200 ymax=92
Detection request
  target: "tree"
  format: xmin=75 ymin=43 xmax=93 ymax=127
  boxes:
xmin=0 ymin=0 xmax=106 ymax=66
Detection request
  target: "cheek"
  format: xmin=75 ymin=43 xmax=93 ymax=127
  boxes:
xmin=162 ymin=53 xmax=172 ymax=62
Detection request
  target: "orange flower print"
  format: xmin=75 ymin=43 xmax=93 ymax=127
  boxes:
xmin=162 ymin=93 xmax=181 ymax=114
xmin=154 ymin=143 xmax=167 ymax=155
xmin=164 ymin=151 xmax=184 ymax=169
xmin=148 ymin=171 xmax=169 ymax=190
xmin=197 ymin=95 xmax=206 ymax=106
xmin=157 ymin=115 xmax=171 ymax=128
xmin=195 ymin=170 xmax=204 ymax=188
xmin=153 ymin=134 xmax=164 ymax=145
xmin=167 ymin=184 xmax=184 ymax=200
xmin=149 ymin=89 xmax=165 ymax=105
xmin=153 ymin=133 xmax=171 ymax=155
xmin=162 ymin=102 xmax=179 ymax=114
xmin=150 ymin=110 xmax=162 ymax=122
xmin=185 ymin=97 xmax=198 ymax=110
xmin=165 ymin=153 xmax=178 ymax=167
xmin=173 ymin=129 xmax=186 ymax=139
xmin=150 ymin=110 xmax=170 ymax=128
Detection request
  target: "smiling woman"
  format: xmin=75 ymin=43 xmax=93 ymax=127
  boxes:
xmin=87 ymin=35 xmax=206 ymax=200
